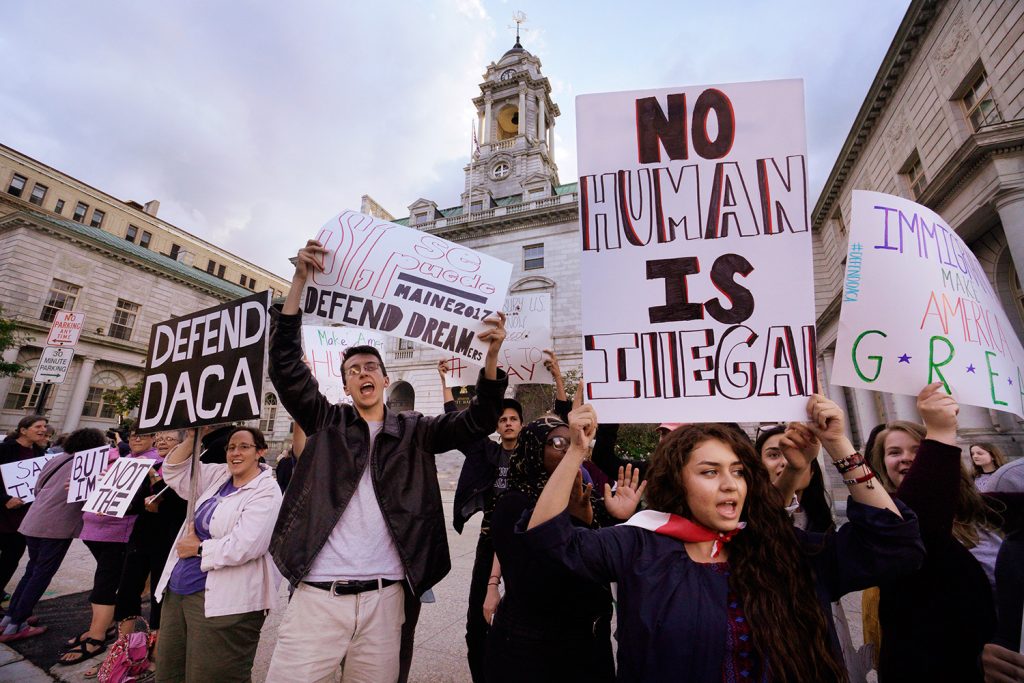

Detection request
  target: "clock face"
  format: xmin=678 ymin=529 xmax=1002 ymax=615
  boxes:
xmin=500 ymin=68 xmax=516 ymax=81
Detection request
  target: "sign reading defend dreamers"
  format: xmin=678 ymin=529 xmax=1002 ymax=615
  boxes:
xmin=832 ymin=191 xmax=1024 ymax=418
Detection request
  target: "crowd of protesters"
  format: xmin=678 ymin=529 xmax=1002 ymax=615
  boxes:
xmin=0 ymin=238 xmax=1019 ymax=683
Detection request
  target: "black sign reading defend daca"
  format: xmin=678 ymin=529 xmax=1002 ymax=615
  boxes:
xmin=137 ymin=291 xmax=270 ymax=433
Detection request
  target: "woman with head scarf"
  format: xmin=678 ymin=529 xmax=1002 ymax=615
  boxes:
xmin=484 ymin=416 xmax=644 ymax=683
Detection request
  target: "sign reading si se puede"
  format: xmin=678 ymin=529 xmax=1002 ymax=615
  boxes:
xmin=1 ymin=454 xmax=58 ymax=503
xmin=82 ymin=457 xmax=156 ymax=518
xmin=34 ymin=346 xmax=75 ymax=385
xmin=67 ymin=446 xmax=112 ymax=504
xmin=577 ymin=79 xmax=817 ymax=423
xmin=302 ymin=210 xmax=513 ymax=363
xmin=446 ymin=292 xmax=555 ymax=387
xmin=301 ymin=325 xmax=387 ymax=404
xmin=832 ymin=191 xmax=1024 ymax=417
xmin=137 ymin=291 xmax=270 ymax=432
xmin=46 ymin=310 xmax=86 ymax=346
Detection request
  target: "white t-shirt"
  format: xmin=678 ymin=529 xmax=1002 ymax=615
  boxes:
xmin=305 ymin=422 xmax=406 ymax=582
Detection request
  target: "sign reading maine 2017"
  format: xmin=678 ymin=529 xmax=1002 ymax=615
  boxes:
xmin=832 ymin=191 xmax=1024 ymax=417
xmin=302 ymin=211 xmax=513 ymax=362
xmin=138 ymin=291 xmax=271 ymax=432
xmin=577 ymin=79 xmax=817 ymax=422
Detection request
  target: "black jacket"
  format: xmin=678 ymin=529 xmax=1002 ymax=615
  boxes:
xmin=267 ymin=309 xmax=508 ymax=594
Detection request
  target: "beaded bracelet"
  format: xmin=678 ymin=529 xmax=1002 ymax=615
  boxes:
xmin=832 ymin=452 xmax=866 ymax=474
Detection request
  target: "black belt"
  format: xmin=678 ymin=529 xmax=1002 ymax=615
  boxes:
xmin=304 ymin=578 xmax=400 ymax=596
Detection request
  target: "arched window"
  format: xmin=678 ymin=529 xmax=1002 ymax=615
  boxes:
xmin=260 ymin=393 xmax=278 ymax=434
xmin=82 ymin=370 xmax=125 ymax=419
xmin=3 ymin=355 xmax=53 ymax=411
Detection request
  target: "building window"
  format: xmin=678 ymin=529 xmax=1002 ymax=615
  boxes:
xmin=395 ymin=337 xmax=414 ymax=359
xmin=54 ymin=199 xmax=65 ymax=215
xmin=40 ymin=279 xmax=81 ymax=322
xmin=259 ymin=393 xmax=278 ymax=433
xmin=962 ymin=70 xmax=1002 ymax=132
xmin=492 ymin=162 xmax=511 ymax=180
xmin=414 ymin=211 xmax=431 ymax=226
xmin=81 ymin=371 xmax=123 ymax=419
xmin=206 ymin=260 xmax=216 ymax=274
xmin=3 ymin=358 xmax=52 ymax=411
xmin=523 ymin=243 xmax=544 ymax=270
xmin=139 ymin=231 xmax=152 ymax=249
xmin=904 ymin=153 xmax=927 ymax=199
xmin=471 ymin=200 xmax=484 ymax=212
xmin=125 ymin=225 xmax=138 ymax=242
xmin=108 ymin=299 xmax=140 ymax=341
xmin=168 ymin=244 xmax=181 ymax=260
xmin=28 ymin=184 xmax=47 ymax=206
xmin=239 ymin=274 xmax=248 ymax=286
xmin=248 ymin=277 xmax=256 ymax=289
xmin=89 ymin=209 xmax=105 ymax=228
xmin=217 ymin=264 xmax=226 ymax=278
xmin=73 ymin=202 xmax=89 ymax=223
xmin=6 ymin=174 xmax=27 ymax=198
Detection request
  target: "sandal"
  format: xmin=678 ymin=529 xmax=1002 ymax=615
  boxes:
xmin=57 ymin=637 xmax=107 ymax=666
xmin=0 ymin=624 xmax=46 ymax=643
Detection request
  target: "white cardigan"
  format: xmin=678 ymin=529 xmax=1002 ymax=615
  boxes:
xmin=155 ymin=458 xmax=283 ymax=617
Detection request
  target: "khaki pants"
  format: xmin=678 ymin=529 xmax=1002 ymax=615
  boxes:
xmin=266 ymin=582 xmax=405 ymax=683
xmin=155 ymin=591 xmax=266 ymax=683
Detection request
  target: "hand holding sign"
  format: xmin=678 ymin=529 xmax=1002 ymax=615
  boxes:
xmin=479 ymin=311 xmax=507 ymax=380
xmin=293 ymin=240 xmax=329 ymax=282
xmin=5 ymin=497 xmax=23 ymax=510
xmin=917 ymin=382 xmax=959 ymax=446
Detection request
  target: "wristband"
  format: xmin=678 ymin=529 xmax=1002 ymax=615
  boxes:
xmin=832 ymin=452 xmax=865 ymax=474
xmin=842 ymin=466 xmax=876 ymax=488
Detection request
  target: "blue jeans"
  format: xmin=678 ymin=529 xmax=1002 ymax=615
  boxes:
xmin=6 ymin=536 xmax=72 ymax=623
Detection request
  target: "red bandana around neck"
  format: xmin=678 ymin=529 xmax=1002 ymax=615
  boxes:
xmin=623 ymin=510 xmax=745 ymax=558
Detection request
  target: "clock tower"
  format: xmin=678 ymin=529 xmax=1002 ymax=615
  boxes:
xmin=463 ymin=38 xmax=560 ymax=211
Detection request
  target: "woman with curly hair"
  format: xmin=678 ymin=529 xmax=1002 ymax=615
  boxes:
xmin=970 ymin=442 xmax=1008 ymax=493
xmin=525 ymin=395 xmax=924 ymax=683
xmin=485 ymin=416 xmax=644 ymax=683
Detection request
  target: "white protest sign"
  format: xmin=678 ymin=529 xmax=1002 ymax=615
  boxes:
xmin=832 ymin=191 xmax=1024 ymax=417
xmin=82 ymin=457 xmax=156 ymax=518
xmin=1 ymin=454 xmax=58 ymax=503
xmin=301 ymin=325 xmax=387 ymax=404
xmin=577 ymin=79 xmax=817 ymax=422
xmin=447 ymin=292 xmax=554 ymax=386
xmin=302 ymin=210 xmax=513 ymax=363
xmin=67 ymin=446 xmax=112 ymax=504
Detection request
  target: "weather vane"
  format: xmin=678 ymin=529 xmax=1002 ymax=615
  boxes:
xmin=509 ymin=11 xmax=528 ymax=46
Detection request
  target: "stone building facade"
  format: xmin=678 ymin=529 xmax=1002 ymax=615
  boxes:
xmin=813 ymin=0 xmax=1024 ymax=456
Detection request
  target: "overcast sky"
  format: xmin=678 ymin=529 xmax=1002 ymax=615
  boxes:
xmin=1 ymin=0 xmax=909 ymax=278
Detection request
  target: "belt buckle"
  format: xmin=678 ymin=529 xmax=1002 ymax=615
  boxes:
xmin=329 ymin=579 xmax=353 ymax=596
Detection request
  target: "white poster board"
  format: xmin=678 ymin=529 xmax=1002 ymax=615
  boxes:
xmin=82 ymin=457 xmax=156 ymax=518
xmin=832 ymin=191 xmax=1024 ymax=417
xmin=447 ymin=292 xmax=555 ymax=386
xmin=301 ymin=325 xmax=388 ymax=404
xmin=67 ymin=446 xmax=112 ymax=504
xmin=0 ymin=454 xmax=57 ymax=503
xmin=301 ymin=210 xmax=513 ymax=363
xmin=577 ymin=79 xmax=817 ymax=422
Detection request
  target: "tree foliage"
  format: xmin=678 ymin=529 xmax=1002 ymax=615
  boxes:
xmin=0 ymin=307 xmax=26 ymax=378
xmin=103 ymin=380 xmax=144 ymax=419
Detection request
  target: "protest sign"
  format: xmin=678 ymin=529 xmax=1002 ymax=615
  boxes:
xmin=137 ymin=291 xmax=270 ymax=432
xmin=302 ymin=210 xmax=513 ymax=362
xmin=67 ymin=446 xmax=111 ymax=504
xmin=447 ymin=292 xmax=554 ymax=386
xmin=82 ymin=457 xmax=156 ymax=518
xmin=576 ymin=79 xmax=817 ymax=422
xmin=832 ymin=191 xmax=1024 ymax=417
xmin=301 ymin=325 xmax=387 ymax=404
xmin=1 ymin=454 xmax=58 ymax=503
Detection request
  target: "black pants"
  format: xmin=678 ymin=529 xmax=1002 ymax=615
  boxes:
xmin=114 ymin=538 xmax=171 ymax=629
xmin=84 ymin=540 xmax=127 ymax=605
xmin=6 ymin=536 xmax=72 ymax=623
xmin=485 ymin=609 xmax=615 ymax=683
xmin=465 ymin=534 xmax=494 ymax=683
xmin=0 ymin=531 xmax=27 ymax=596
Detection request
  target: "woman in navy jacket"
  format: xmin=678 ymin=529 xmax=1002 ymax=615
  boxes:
xmin=525 ymin=396 xmax=925 ymax=683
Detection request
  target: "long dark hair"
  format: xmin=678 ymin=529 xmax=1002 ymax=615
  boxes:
xmin=754 ymin=426 xmax=834 ymax=533
xmin=646 ymin=424 xmax=847 ymax=683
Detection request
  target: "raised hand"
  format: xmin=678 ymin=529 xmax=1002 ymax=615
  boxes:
xmin=437 ymin=359 xmax=449 ymax=380
xmin=568 ymin=403 xmax=597 ymax=450
xmin=293 ymin=240 xmax=329 ymax=281
xmin=478 ymin=311 xmax=507 ymax=356
xmin=543 ymin=349 xmax=561 ymax=378
xmin=603 ymin=464 xmax=648 ymax=520
xmin=917 ymin=382 xmax=958 ymax=445
xmin=806 ymin=394 xmax=847 ymax=448
xmin=779 ymin=423 xmax=820 ymax=472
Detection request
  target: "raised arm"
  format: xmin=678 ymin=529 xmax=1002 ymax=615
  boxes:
xmin=529 ymin=404 xmax=597 ymax=529
xmin=438 ymin=359 xmax=455 ymax=405
xmin=806 ymin=394 xmax=902 ymax=516
xmin=776 ymin=423 xmax=819 ymax=505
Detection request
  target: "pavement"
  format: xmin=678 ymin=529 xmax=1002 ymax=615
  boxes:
xmin=0 ymin=451 xmax=874 ymax=682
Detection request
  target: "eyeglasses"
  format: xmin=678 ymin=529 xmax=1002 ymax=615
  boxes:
xmin=545 ymin=436 xmax=570 ymax=452
xmin=226 ymin=443 xmax=257 ymax=452
xmin=345 ymin=361 xmax=381 ymax=377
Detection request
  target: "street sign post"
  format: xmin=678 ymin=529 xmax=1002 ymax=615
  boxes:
xmin=34 ymin=346 xmax=75 ymax=384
